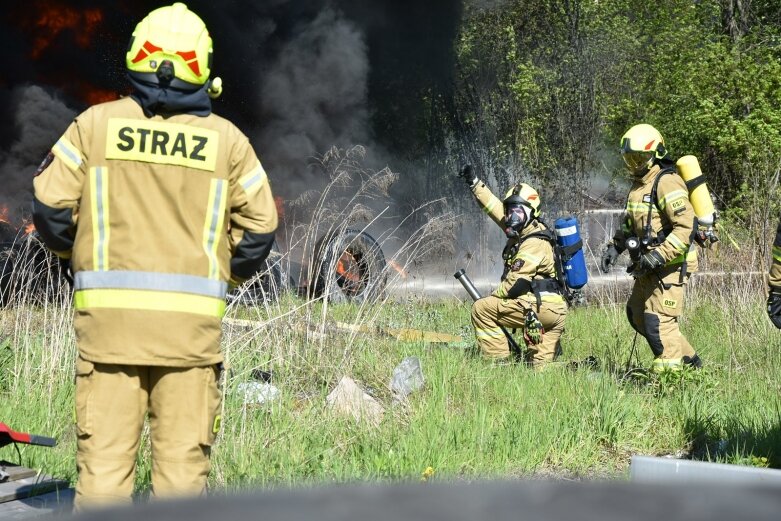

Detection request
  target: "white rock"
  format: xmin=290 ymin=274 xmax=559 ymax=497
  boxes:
xmin=238 ymin=382 xmax=280 ymax=405
xmin=326 ymin=376 xmax=384 ymax=427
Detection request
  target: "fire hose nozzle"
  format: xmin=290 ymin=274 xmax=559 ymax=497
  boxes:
xmin=454 ymin=269 xmax=482 ymax=302
xmin=624 ymin=236 xmax=643 ymax=276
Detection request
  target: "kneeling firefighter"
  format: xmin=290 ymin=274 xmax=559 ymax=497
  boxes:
xmin=458 ymin=166 xmax=568 ymax=366
xmin=601 ymin=124 xmax=703 ymax=371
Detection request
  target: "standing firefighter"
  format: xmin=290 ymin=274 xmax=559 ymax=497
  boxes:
xmin=32 ymin=3 xmax=278 ymax=508
xmin=601 ymin=124 xmax=702 ymax=371
xmin=458 ymin=166 xmax=568 ymax=366
xmin=768 ymin=219 xmax=781 ymax=328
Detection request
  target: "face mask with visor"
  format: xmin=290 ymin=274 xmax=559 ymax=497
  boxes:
xmin=621 ymin=151 xmax=654 ymax=173
xmin=503 ymin=196 xmax=531 ymax=238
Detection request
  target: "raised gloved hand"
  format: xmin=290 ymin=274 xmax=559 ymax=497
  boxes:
xmin=767 ymin=288 xmax=781 ymax=329
xmin=523 ymin=310 xmax=544 ymax=346
xmin=637 ymin=250 xmax=665 ymax=273
xmin=458 ymin=164 xmax=478 ymax=187
xmin=600 ymin=244 xmax=620 ymax=273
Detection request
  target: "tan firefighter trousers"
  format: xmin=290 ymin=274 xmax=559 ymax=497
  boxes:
xmin=73 ymin=357 xmax=222 ymax=510
xmin=626 ymin=272 xmax=695 ymax=369
xmin=472 ymin=295 xmax=567 ymax=365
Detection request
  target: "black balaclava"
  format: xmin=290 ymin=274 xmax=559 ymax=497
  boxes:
xmin=128 ymin=72 xmax=211 ymax=118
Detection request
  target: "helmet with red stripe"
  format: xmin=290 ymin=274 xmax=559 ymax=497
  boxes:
xmin=620 ymin=124 xmax=667 ymax=175
xmin=502 ymin=183 xmax=541 ymax=237
xmin=126 ymin=3 xmax=212 ymax=87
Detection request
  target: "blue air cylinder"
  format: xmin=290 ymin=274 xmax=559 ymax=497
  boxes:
xmin=554 ymin=217 xmax=588 ymax=289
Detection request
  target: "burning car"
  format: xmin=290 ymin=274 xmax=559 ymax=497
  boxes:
xmin=227 ymin=227 xmax=388 ymax=306
xmin=0 ymin=222 xmax=388 ymax=307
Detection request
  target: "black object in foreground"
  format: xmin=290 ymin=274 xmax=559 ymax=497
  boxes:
xmin=69 ymin=480 xmax=781 ymax=521
xmin=0 ymin=422 xmax=56 ymax=448
xmin=454 ymin=269 xmax=522 ymax=358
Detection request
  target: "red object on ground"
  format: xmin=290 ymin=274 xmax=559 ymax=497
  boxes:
xmin=0 ymin=422 xmax=56 ymax=448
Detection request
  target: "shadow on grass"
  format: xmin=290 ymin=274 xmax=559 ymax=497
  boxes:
xmin=683 ymin=408 xmax=781 ymax=469
xmin=567 ymin=356 xmax=781 ymax=469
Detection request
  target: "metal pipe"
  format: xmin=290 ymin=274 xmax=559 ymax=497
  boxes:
xmin=454 ymin=269 xmax=482 ymax=301
xmin=454 ymin=269 xmax=523 ymax=358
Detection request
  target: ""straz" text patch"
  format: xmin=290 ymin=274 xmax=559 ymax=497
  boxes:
xmin=105 ymin=118 xmax=219 ymax=171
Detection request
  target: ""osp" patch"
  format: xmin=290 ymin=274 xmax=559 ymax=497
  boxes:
xmin=663 ymin=298 xmax=678 ymax=309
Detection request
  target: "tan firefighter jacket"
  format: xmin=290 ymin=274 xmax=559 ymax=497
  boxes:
xmin=771 ymin=219 xmax=781 ymax=288
xmin=33 ymin=96 xmax=278 ymax=367
xmin=470 ymin=181 xmax=566 ymax=307
xmin=613 ymin=163 xmax=698 ymax=283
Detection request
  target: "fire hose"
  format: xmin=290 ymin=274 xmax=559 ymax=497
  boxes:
xmin=454 ymin=269 xmax=523 ymax=358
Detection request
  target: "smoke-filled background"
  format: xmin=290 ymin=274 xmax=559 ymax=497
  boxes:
xmin=0 ymin=0 xmax=463 ymax=225
xmin=7 ymin=0 xmax=772 ymax=280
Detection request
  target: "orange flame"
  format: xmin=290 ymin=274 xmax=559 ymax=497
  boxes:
xmin=336 ymin=252 xmax=361 ymax=283
xmin=0 ymin=205 xmax=37 ymax=235
xmin=274 ymin=196 xmax=285 ymax=222
xmin=27 ymin=1 xmax=104 ymax=59
xmin=76 ymin=81 xmax=119 ymax=105
xmin=387 ymin=260 xmax=408 ymax=279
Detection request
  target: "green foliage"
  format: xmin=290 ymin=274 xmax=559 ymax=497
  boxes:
xmin=450 ymin=0 xmax=781 ymax=213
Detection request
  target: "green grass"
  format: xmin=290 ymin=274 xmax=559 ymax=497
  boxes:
xmin=2 ymin=282 xmax=780 ymax=494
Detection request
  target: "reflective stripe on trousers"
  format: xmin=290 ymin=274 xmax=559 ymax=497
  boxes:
xmin=652 ymin=357 xmax=683 ymax=372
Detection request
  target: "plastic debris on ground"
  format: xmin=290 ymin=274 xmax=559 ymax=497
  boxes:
xmin=390 ymin=356 xmax=425 ymax=399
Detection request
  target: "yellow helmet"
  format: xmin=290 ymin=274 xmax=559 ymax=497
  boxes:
xmin=620 ymin=124 xmax=667 ymax=173
xmin=503 ymin=183 xmax=541 ymax=218
xmin=126 ymin=3 xmax=212 ymax=87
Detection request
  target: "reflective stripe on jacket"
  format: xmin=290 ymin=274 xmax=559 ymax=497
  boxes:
xmin=33 ymin=97 xmax=278 ymax=366
xmin=613 ymin=164 xmax=698 ymax=276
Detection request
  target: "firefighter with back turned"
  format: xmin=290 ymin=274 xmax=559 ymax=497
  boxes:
xmin=32 ymin=2 xmax=278 ymax=509
xmin=601 ymin=124 xmax=703 ymax=372
xmin=457 ymin=165 xmax=568 ymax=367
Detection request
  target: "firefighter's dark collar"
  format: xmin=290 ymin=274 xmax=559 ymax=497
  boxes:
xmin=127 ymin=72 xmax=212 ymax=118
xmin=639 ymin=164 xmax=662 ymax=184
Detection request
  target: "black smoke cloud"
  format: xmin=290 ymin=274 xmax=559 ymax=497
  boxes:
xmin=0 ymin=85 xmax=76 ymax=222
xmin=0 ymin=0 xmax=461 ymax=217
xmin=257 ymin=7 xmax=370 ymax=193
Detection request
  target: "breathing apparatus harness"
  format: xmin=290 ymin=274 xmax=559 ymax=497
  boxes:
xmin=501 ymin=222 xmax=578 ymax=311
xmin=630 ymin=159 xmax=697 ymax=286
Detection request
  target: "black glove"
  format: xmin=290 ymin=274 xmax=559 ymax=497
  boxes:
xmin=637 ymin=250 xmax=665 ymax=272
xmin=458 ymin=164 xmax=478 ymax=187
xmin=600 ymin=244 xmax=620 ymax=273
xmin=767 ymin=288 xmax=781 ymax=329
